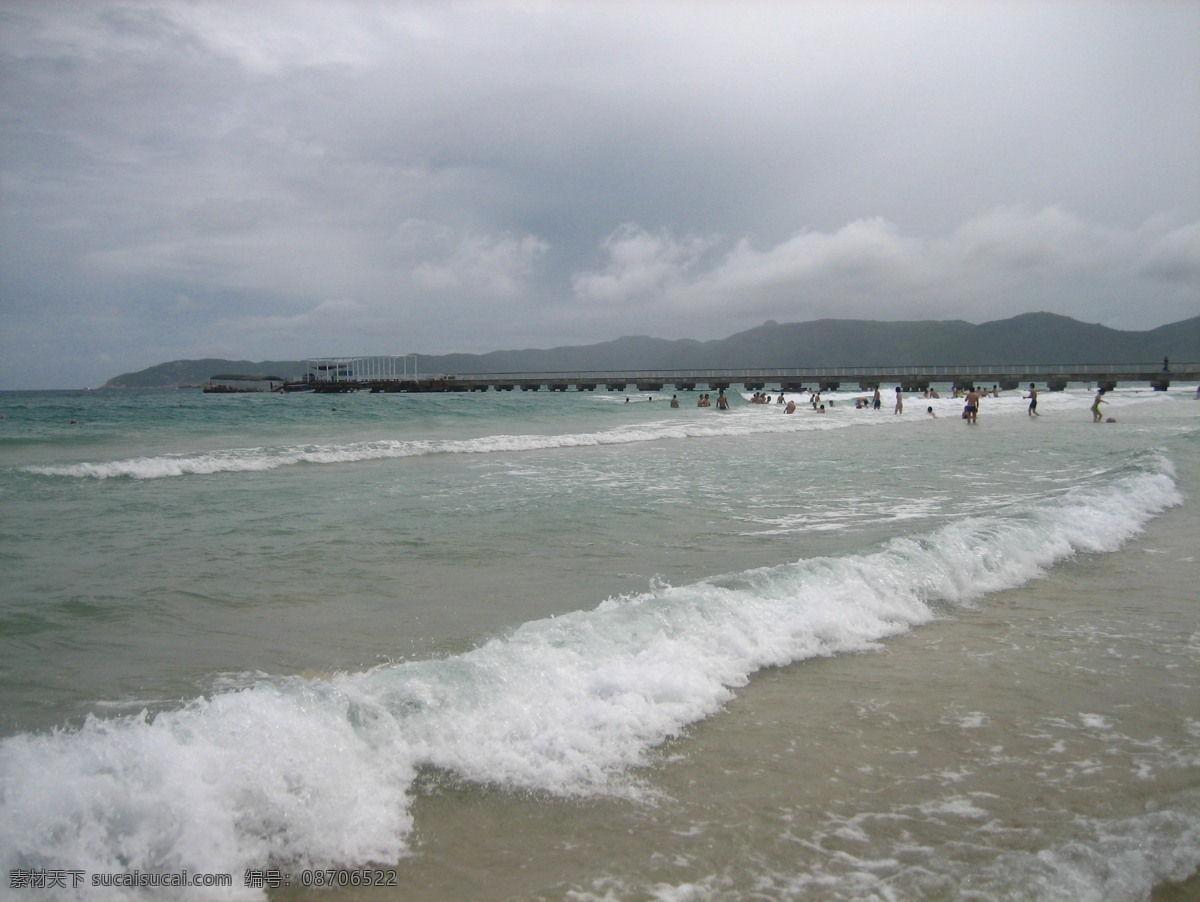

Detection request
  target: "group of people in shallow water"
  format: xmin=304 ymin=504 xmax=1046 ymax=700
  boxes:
xmin=649 ymin=382 xmax=1123 ymax=424
xmin=692 ymin=392 xmax=730 ymax=410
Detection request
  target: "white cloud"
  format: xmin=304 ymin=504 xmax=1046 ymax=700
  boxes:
xmin=571 ymin=224 xmax=719 ymax=305
xmin=413 ymin=230 xmax=549 ymax=297
xmin=571 ymin=208 xmax=1199 ymax=327
xmin=703 ymin=218 xmax=915 ymax=296
xmin=946 ymin=206 xmax=1118 ymax=273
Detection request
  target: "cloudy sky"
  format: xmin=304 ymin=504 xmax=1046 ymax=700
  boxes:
xmin=1 ymin=1 xmax=1197 ymax=389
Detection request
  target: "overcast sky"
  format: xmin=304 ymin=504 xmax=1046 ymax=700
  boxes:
xmin=1 ymin=1 xmax=1197 ymax=389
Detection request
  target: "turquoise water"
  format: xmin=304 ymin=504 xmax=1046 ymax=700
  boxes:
xmin=1 ymin=384 xmax=1198 ymax=900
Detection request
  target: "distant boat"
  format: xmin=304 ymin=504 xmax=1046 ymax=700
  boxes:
xmin=203 ymin=384 xmax=260 ymax=393
xmin=202 ymin=374 xmax=284 ymax=393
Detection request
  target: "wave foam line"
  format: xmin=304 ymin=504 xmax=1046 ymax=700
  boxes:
xmin=18 ymin=411 xmax=870 ymax=479
xmin=0 ymin=457 xmax=1181 ymax=898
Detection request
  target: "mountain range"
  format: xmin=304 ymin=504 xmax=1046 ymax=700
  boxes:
xmin=102 ymin=312 xmax=1200 ymax=389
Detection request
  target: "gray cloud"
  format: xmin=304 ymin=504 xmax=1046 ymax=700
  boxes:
xmin=1 ymin=0 xmax=1197 ymax=388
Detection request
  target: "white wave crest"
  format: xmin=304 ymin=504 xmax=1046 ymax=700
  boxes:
xmin=19 ymin=410 xmax=878 ymax=479
xmin=0 ymin=459 xmax=1181 ymax=897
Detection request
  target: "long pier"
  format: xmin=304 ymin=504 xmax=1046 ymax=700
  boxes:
xmin=282 ymin=358 xmax=1197 ymax=394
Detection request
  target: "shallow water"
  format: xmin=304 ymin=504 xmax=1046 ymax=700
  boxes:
xmin=1 ymin=384 xmax=1197 ymax=900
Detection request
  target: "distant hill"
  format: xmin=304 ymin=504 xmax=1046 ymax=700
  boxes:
xmin=668 ymin=312 xmax=1199 ymax=369
xmin=102 ymin=312 xmax=1200 ymax=388
xmin=102 ymin=358 xmax=308 ymax=389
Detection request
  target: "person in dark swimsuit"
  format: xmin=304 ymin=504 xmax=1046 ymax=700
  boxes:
xmin=1025 ymin=383 xmax=1039 ymax=416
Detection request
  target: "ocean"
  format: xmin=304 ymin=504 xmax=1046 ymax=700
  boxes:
xmin=0 ymin=382 xmax=1197 ymax=901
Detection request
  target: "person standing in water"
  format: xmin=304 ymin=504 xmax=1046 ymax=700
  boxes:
xmin=1025 ymin=383 xmax=1039 ymax=416
xmin=1091 ymin=388 xmax=1107 ymax=422
xmin=894 ymin=386 xmax=904 ymax=414
xmin=964 ymin=387 xmax=981 ymax=424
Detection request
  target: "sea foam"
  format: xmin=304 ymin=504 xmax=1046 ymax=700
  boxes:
xmin=21 ymin=386 xmax=1168 ymax=481
xmin=20 ymin=407 xmax=889 ymax=480
xmin=0 ymin=454 xmax=1181 ymax=899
